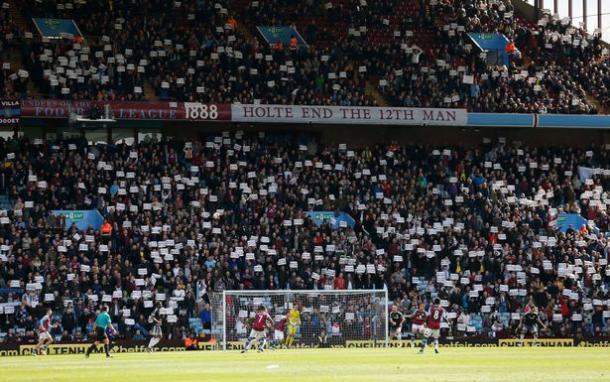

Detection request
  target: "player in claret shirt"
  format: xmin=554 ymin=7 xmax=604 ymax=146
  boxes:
xmin=242 ymin=305 xmax=274 ymax=353
xmin=407 ymin=302 xmax=427 ymax=347
xmin=419 ymin=298 xmax=444 ymax=354
xmin=33 ymin=309 xmax=54 ymax=356
xmin=271 ymin=315 xmax=287 ymax=349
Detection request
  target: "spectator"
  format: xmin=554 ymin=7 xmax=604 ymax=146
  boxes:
xmin=200 ymin=304 xmax=212 ymax=331
xmin=184 ymin=332 xmax=199 ymax=350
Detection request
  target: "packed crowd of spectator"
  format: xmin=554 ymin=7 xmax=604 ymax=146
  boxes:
xmin=582 ymin=61 xmax=610 ymax=111
xmin=0 ymin=132 xmax=609 ymax=344
xmin=527 ymin=14 xmax=610 ymax=112
xmin=370 ymin=0 xmax=602 ymax=113
xmin=1 ymin=0 xmax=605 ymax=112
xmin=15 ymin=0 xmax=376 ymax=105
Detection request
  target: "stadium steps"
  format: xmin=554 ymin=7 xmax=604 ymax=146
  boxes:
xmin=236 ymin=22 xmax=256 ymax=44
xmin=6 ymin=48 xmax=42 ymax=96
xmin=143 ymin=81 xmax=158 ymax=101
xmin=26 ymin=74 xmax=41 ymax=96
xmin=22 ymin=58 xmax=42 ymax=97
xmin=7 ymin=49 xmax=21 ymax=70
xmin=585 ymin=94 xmax=608 ymax=114
xmin=365 ymin=81 xmax=389 ymax=106
xmin=230 ymin=2 xmax=266 ymax=45
xmin=8 ymin=0 xmax=29 ymax=33
xmin=0 ymin=194 xmax=12 ymax=210
xmin=7 ymin=0 xmax=41 ymax=96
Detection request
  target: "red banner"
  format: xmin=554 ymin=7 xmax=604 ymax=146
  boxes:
xmin=21 ymin=100 xmax=231 ymax=121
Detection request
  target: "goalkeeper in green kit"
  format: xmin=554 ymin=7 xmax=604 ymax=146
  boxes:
xmin=86 ymin=305 xmax=117 ymax=358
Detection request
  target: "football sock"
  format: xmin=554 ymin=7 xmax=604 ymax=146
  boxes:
xmin=148 ymin=337 xmax=160 ymax=348
xmin=244 ymin=337 xmax=255 ymax=350
xmin=420 ymin=338 xmax=428 ymax=350
xmin=86 ymin=344 xmax=96 ymax=356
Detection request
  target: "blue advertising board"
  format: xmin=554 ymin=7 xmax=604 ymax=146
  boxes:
xmin=467 ymin=113 xmax=610 ymax=129
xmin=257 ymin=26 xmax=308 ymax=48
xmin=51 ymin=210 xmax=104 ymax=231
xmin=468 ymin=33 xmax=510 ymax=66
xmin=555 ymin=213 xmax=588 ymax=233
xmin=32 ymin=18 xmax=82 ymax=39
xmin=305 ymin=211 xmax=355 ymax=229
xmin=468 ymin=113 xmax=534 ymax=127
xmin=537 ymin=114 xmax=610 ymax=129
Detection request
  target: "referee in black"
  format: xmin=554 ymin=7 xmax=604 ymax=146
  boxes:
xmin=86 ymin=305 xmax=116 ymax=358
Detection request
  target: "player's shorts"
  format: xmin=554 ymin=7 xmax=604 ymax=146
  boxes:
xmin=151 ymin=325 xmax=162 ymax=337
xmin=411 ymin=324 xmax=425 ymax=335
xmin=287 ymin=324 xmax=298 ymax=336
xmin=249 ymin=329 xmax=266 ymax=340
xmin=274 ymin=329 xmax=284 ymax=341
xmin=95 ymin=327 xmax=108 ymax=342
xmin=522 ymin=324 xmax=538 ymax=335
xmin=428 ymin=328 xmax=440 ymax=339
xmin=38 ymin=331 xmax=52 ymax=341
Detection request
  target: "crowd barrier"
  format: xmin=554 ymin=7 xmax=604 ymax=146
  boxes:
xmin=1 ymin=337 xmax=608 ymax=356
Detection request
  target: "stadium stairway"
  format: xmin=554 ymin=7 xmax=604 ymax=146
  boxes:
xmin=236 ymin=22 xmax=256 ymax=44
xmin=7 ymin=0 xmax=41 ymax=97
xmin=229 ymin=0 xmax=263 ymax=44
xmin=143 ymin=81 xmax=159 ymax=101
xmin=5 ymin=46 xmax=40 ymax=96
xmin=365 ymin=80 xmax=389 ymax=106
xmin=6 ymin=48 xmax=20 ymax=72
xmin=585 ymin=94 xmax=609 ymax=115
xmin=8 ymin=0 xmax=29 ymax=33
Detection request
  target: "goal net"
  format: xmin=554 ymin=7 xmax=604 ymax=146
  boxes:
xmin=215 ymin=289 xmax=388 ymax=350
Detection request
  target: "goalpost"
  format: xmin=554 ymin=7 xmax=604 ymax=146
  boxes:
xmin=214 ymin=289 xmax=389 ymax=350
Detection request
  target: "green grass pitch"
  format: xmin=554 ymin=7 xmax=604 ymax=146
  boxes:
xmin=2 ymin=348 xmax=609 ymax=382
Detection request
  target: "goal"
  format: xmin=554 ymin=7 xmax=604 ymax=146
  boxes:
xmin=214 ymin=289 xmax=389 ymax=350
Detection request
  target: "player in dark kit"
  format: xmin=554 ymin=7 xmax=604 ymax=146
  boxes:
xmin=389 ymin=304 xmax=405 ymax=340
xmin=147 ymin=304 xmax=163 ymax=352
xmin=518 ymin=301 xmax=547 ymax=346
xmin=85 ymin=305 xmax=117 ymax=358
xmin=241 ymin=305 xmax=274 ymax=353
xmin=419 ymin=298 xmax=444 ymax=354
